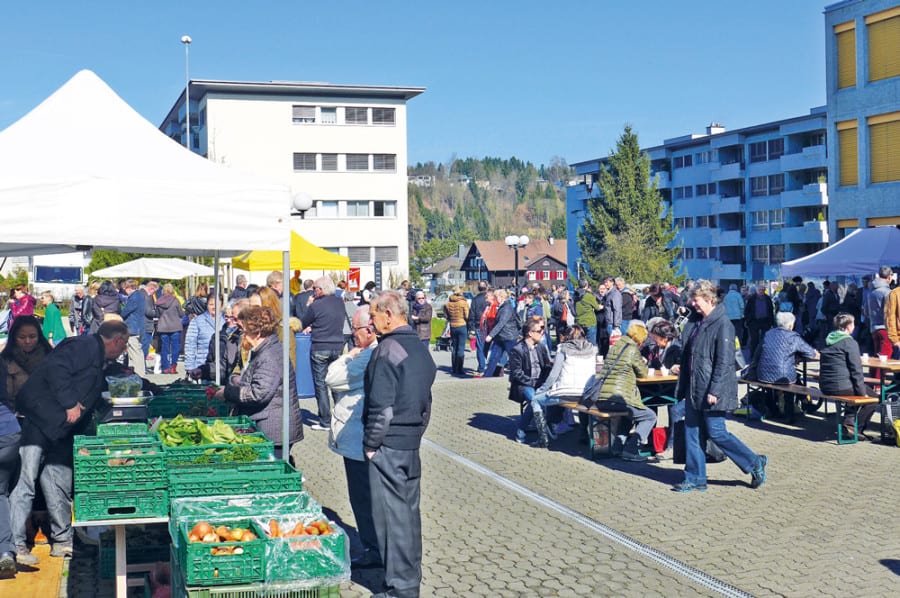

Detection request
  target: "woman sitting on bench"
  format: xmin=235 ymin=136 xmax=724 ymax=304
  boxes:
xmin=529 ymin=324 xmax=597 ymax=448
xmin=819 ymin=312 xmax=879 ymax=441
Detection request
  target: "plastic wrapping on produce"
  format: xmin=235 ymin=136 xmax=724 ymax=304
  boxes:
xmin=170 ymin=492 xmax=320 ymax=549
xmin=105 ymin=374 xmax=144 ymax=397
xmin=254 ymin=514 xmax=350 ymax=586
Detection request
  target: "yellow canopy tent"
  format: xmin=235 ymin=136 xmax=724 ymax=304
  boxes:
xmin=232 ymin=231 xmax=349 ymax=271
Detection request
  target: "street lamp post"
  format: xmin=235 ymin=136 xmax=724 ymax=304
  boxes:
xmin=504 ymin=235 xmax=529 ymax=288
xmin=181 ymin=35 xmax=192 ymax=150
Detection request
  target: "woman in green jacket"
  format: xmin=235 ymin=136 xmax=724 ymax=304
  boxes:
xmin=39 ymin=292 xmax=67 ymax=347
xmin=597 ymin=320 xmax=656 ymax=462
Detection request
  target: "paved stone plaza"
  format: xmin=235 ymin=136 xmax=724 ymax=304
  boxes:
xmin=294 ymin=348 xmax=900 ymax=598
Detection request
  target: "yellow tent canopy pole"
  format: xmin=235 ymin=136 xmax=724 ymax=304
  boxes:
xmin=232 ymin=231 xmax=350 ymax=271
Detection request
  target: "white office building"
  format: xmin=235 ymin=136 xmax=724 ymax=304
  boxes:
xmin=160 ymin=79 xmax=424 ymax=287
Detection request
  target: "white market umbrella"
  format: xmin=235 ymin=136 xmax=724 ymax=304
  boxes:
xmin=91 ymin=257 xmax=214 ymax=279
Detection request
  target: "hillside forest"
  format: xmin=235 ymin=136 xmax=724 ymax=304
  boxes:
xmin=407 ymin=156 xmax=572 ymax=281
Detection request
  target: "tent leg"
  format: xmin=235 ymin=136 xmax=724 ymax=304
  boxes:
xmin=214 ymin=253 xmax=221 ymax=387
xmin=282 ymin=250 xmax=291 ymax=461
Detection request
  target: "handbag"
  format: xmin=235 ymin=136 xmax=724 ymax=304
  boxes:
xmin=579 ymin=343 xmax=628 ymax=410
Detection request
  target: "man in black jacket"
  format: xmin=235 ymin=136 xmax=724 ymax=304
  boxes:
xmin=467 ymin=281 xmax=489 ymax=375
xmin=364 ymin=291 xmax=436 ymax=598
xmin=10 ymin=321 xmax=129 ymax=564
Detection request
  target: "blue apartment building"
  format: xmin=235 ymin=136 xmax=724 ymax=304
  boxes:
xmin=825 ymin=0 xmax=900 ymax=239
xmin=567 ymin=112 xmax=829 ymax=287
xmin=568 ymin=0 xmax=900 ymax=287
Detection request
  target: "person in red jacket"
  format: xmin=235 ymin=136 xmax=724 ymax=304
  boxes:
xmin=9 ymin=286 xmax=36 ymax=327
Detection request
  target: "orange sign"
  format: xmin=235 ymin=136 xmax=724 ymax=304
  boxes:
xmin=348 ymin=268 xmax=361 ymax=292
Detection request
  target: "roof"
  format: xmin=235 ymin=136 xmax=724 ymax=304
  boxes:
xmin=422 ymin=255 xmax=464 ymax=275
xmin=470 ymin=239 xmax=567 ymax=271
xmin=162 ymin=78 xmax=426 ymax=125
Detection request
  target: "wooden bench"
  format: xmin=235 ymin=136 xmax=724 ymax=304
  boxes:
xmin=556 ymin=400 xmax=631 ymax=458
xmin=740 ymin=378 xmax=879 ymax=444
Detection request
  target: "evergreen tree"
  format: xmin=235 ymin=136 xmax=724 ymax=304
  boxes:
xmin=578 ymin=125 xmax=681 ymax=284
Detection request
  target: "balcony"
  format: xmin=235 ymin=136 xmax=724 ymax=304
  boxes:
xmin=781 ymin=220 xmax=828 ymax=245
xmin=653 ymin=170 xmax=670 ymax=189
xmin=710 ymin=194 xmax=742 ymax=214
xmin=780 ymin=183 xmax=827 ymax=209
xmin=779 ymin=144 xmax=826 ymax=172
xmin=711 ymin=261 xmax=744 ymax=280
xmin=678 ymin=228 xmax=713 ymax=247
xmin=710 ymin=229 xmax=743 ymax=246
xmin=709 ymin=160 xmax=744 ymax=181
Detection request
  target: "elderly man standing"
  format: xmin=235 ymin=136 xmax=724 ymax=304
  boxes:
xmin=364 ymin=291 xmax=436 ymax=598
xmin=229 ymin=274 xmax=250 ymax=300
xmin=604 ymin=277 xmax=622 ymax=335
xmin=869 ymin=266 xmax=893 ymax=358
xmin=326 ymin=306 xmax=380 ymax=568
xmin=11 ymin=321 xmax=130 ymax=564
xmin=301 ymin=277 xmax=345 ymax=431
xmin=120 ymin=279 xmax=147 ymax=375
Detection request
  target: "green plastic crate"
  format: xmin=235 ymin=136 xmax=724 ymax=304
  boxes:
xmin=177 ymin=520 xmax=266 ymax=586
xmin=168 ymin=462 xmax=302 ymax=500
xmin=74 ymin=439 xmax=166 ymax=491
xmin=75 ymin=488 xmax=169 ymax=521
xmin=256 ymin=517 xmax=349 ymax=583
xmin=96 ymin=422 xmax=151 ymax=438
xmin=160 ymin=436 xmax=275 ymax=466
xmin=148 ymin=397 xmax=231 ymax=418
xmin=98 ymin=526 xmax=169 ymax=579
xmin=171 ymin=549 xmax=339 ymax=597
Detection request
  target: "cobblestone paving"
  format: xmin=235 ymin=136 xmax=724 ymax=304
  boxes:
xmin=296 ymin=349 xmax=900 ymax=597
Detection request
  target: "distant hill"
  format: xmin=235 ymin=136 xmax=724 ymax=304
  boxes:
xmin=407 ymin=157 xmax=571 ymax=279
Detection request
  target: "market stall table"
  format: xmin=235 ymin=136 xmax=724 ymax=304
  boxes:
xmin=73 ymin=516 xmax=169 ymax=598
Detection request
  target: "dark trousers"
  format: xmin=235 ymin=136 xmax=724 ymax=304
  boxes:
xmin=747 ymin=319 xmax=770 ymax=356
xmin=344 ymin=457 xmax=378 ymax=554
xmin=730 ymin=319 xmax=745 ymax=348
xmin=368 ymin=446 xmax=422 ymax=598
xmin=310 ymin=350 xmax=341 ymax=427
xmin=829 ymin=386 xmax=880 ymax=429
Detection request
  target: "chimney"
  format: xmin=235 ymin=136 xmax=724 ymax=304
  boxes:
xmin=706 ymin=122 xmax=726 ymax=135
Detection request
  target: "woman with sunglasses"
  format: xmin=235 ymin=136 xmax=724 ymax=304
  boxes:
xmin=410 ymin=291 xmax=433 ymax=351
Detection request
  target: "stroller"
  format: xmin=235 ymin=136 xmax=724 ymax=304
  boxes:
xmin=433 ymin=320 xmax=452 ymax=351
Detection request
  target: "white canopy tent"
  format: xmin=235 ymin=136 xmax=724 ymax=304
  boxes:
xmin=92 ymin=257 xmax=214 ymax=279
xmin=780 ymin=226 xmax=900 ymax=278
xmin=0 ymin=70 xmax=297 ymax=453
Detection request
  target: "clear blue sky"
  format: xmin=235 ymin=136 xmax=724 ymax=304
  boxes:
xmin=0 ymin=0 xmax=831 ymax=168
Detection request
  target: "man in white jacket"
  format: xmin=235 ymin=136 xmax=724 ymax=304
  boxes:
xmin=325 ymin=306 xmax=380 ymax=568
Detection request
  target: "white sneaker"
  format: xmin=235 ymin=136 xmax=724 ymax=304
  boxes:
xmin=310 ymin=423 xmax=330 ymax=431
xmin=515 ymin=429 xmax=526 ymax=443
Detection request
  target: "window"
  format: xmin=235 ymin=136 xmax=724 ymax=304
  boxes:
xmin=348 ymin=247 xmax=371 ymax=263
xmin=316 ymin=201 xmax=339 ymax=218
xmin=835 ymin=21 xmax=856 ymax=89
xmin=769 ymin=208 xmax=786 ymax=228
xmin=673 ymin=156 xmax=684 ymax=169
xmin=708 ymin=182 xmax=716 ymax=195
xmin=767 ymin=138 xmax=784 ymax=160
xmin=749 ymin=141 xmax=767 ymax=163
xmin=320 ymin=107 xmax=337 ymax=124
xmin=866 ymin=8 xmax=900 ymax=82
xmin=292 ymin=153 xmax=316 ymax=171
xmin=750 ymin=176 xmax=768 ymax=197
xmin=675 ymin=217 xmax=693 ymax=229
xmin=321 ymin=153 xmax=338 ymax=171
xmin=373 ymin=201 xmax=397 ymax=217
xmin=683 ymin=154 xmax=693 ymax=167
xmin=769 ymin=244 xmax=786 ymax=263
xmin=697 ymin=247 xmax=709 ymax=259
xmin=768 ymin=174 xmax=785 ymax=195
xmin=695 ymin=183 xmax=706 ymax=196
xmin=673 ymin=187 xmax=684 ymax=200
xmin=804 ymin=132 xmax=825 ymax=148
xmin=697 ymin=215 xmax=718 ymax=228
xmin=372 ymin=108 xmax=395 ymax=125
xmin=345 ymin=107 xmax=368 ymax=125
xmin=374 ymin=246 xmax=399 ymax=263
xmin=752 ymin=245 xmax=769 ymax=262
xmin=556 ymin=270 xmax=565 ymax=280
xmin=683 ymin=186 xmax=693 ymax=199
xmin=542 ymin=270 xmax=550 ymax=280
xmin=837 ymin=120 xmax=858 ymax=186
xmin=868 ymin=112 xmax=900 ymax=183
xmin=346 ymin=154 xmax=369 ymax=171
xmin=373 ymin=154 xmax=396 ymax=171
xmin=347 ymin=201 xmax=369 ymax=217
xmin=752 ymin=210 xmax=769 ymax=229
xmin=292 ymin=105 xmax=315 ymax=123
xmin=682 ymin=248 xmax=694 ymax=260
